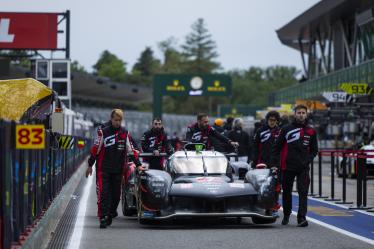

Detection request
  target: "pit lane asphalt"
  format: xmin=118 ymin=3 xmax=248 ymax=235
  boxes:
xmin=72 ymin=176 xmax=373 ymax=249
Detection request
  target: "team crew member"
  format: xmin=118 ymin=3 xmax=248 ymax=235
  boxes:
xmin=227 ymin=118 xmax=251 ymax=162
xmin=141 ymin=118 xmax=174 ymax=170
xmin=210 ymin=118 xmax=227 ymax=152
xmin=86 ymin=109 xmax=143 ymax=228
xmin=270 ymin=105 xmax=318 ymax=227
xmin=253 ymin=111 xmax=281 ymax=216
xmin=186 ymin=113 xmax=239 ymax=150
xmin=253 ymin=111 xmax=281 ymax=167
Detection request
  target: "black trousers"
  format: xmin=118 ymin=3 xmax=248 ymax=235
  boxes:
xmin=96 ymin=171 xmax=122 ymax=218
xmin=281 ymin=169 xmax=310 ymax=219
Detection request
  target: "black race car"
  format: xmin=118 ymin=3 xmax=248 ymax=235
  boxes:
xmin=122 ymin=144 xmax=278 ymax=225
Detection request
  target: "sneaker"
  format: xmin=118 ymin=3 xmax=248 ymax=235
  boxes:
xmin=100 ymin=217 xmax=107 ymax=229
xmin=297 ymin=218 xmax=308 ymax=227
xmin=281 ymin=215 xmax=290 ymax=225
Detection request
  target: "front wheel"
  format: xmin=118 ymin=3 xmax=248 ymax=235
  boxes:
xmin=122 ymin=186 xmax=137 ymax=216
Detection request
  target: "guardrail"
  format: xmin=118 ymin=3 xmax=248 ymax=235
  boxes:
xmin=0 ymin=120 xmax=91 ymax=249
xmin=310 ymin=149 xmax=374 ymax=211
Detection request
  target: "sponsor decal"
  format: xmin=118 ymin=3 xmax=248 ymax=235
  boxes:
xmin=229 ymin=183 xmax=245 ymax=189
xmin=260 ymin=129 xmax=271 ymax=143
xmin=207 ymin=80 xmax=226 ymax=92
xmin=180 ymin=183 xmax=193 ymax=189
xmin=286 ymin=128 xmax=301 ymax=143
xmin=166 ymin=80 xmax=185 ymax=92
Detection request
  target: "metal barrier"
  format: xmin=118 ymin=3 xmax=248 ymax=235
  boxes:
xmin=313 ymin=149 xmax=374 ymax=211
xmin=0 ymin=120 xmax=91 ymax=249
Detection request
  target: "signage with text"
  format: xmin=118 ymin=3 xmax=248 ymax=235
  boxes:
xmin=155 ymin=74 xmax=232 ymax=97
xmin=16 ymin=125 xmax=45 ymax=149
xmin=0 ymin=12 xmax=58 ymax=49
xmin=340 ymin=83 xmax=372 ymax=95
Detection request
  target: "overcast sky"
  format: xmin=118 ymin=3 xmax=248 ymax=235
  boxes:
xmin=2 ymin=0 xmax=320 ymax=73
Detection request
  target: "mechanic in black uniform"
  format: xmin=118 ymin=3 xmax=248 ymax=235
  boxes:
xmin=186 ymin=113 xmax=238 ymax=150
xmin=141 ymin=117 xmax=174 ymax=170
xmin=86 ymin=109 xmax=143 ymax=228
xmin=270 ymin=105 xmax=318 ymax=227
xmin=227 ymin=118 xmax=251 ymax=162
xmin=210 ymin=118 xmax=227 ymax=152
xmin=253 ymin=111 xmax=281 ymax=216
xmin=253 ymin=111 xmax=281 ymax=167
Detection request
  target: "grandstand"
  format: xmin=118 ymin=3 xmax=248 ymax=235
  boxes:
xmin=273 ymin=0 xmax=374 ymax=105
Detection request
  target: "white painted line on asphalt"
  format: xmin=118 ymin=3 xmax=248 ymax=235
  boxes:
xmin=290 ymin=211 xmax=374 ymax=246
xmin=67 ymin=169 xmax=95 ymax=249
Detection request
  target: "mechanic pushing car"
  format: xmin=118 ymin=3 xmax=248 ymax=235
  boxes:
xmin=186 ymin=113 xmax=239 ymax=150
xmin=253 ymin=111 xmax=281 ymax=167
xmin=253 ymin=111 xmax=281 ymax=216
xmin=86 ymin=109 xmax=144 ymax=228
xmin=141 ymin=117 xmax=174 ymax=170
xmin=270 ymin=105 xmax=318 ymax=227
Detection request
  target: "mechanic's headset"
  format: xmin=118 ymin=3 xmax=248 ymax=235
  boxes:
xmin=265 ymin=111 xmax=280 ymax=123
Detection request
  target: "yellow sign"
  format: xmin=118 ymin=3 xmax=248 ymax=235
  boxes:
xmin=340 ymin=83 xmax=373 ymax=95
xmin=207 ymin=80 xmax=226 ymax=92
xmin=16 ymin=124 xmax=45 ymax=149
xmin=166 ymin=80 xmax=185 ymax=91
xmin=296 ymin=100 xmax=327 ymax=110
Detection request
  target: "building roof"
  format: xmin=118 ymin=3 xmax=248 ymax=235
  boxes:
xmin=276 ymin=0 xmax=374 ymax=53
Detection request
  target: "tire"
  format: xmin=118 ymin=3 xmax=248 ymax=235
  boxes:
xmin=251 ymin=216 xmax=277 ymax=224
xmin=122 ymin=187 xmax=137 ymax=216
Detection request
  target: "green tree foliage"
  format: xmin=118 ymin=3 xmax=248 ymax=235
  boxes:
xmin=128 ymin=47 xmax=161 ymax=85
xmin=229 ymin=66 xmax=299 ymax=107
xmin=158 ymin=37 xmax=187 ymax=73
xmin=181 ymin=18 xmax=220 ymax=74
xmin=71 ymin=60 xmax=87 ymax=73
xmin=93 ymin=50 xmax=126 ymax=82
xmin=132 ymin=47 xmax=161 ymax=77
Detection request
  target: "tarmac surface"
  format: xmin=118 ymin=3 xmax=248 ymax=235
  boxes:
xmin=48 ymin=163 xmax=374 ymax=249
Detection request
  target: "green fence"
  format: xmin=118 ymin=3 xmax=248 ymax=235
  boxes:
xmin=273 ymin=59 xmax=374 ymax=104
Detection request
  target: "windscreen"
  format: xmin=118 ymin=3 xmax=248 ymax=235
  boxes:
xmin=171 ymin=155 xmax=228 ymax=174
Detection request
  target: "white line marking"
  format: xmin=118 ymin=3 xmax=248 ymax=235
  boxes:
xmin=67 ymin=169 xmax=94 ymax=249
xmin=290 ymin=210 xmax=374 ymax=246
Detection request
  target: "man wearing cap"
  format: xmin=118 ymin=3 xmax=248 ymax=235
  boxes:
xmin=210 ymin=118 xmax=227 ymax=152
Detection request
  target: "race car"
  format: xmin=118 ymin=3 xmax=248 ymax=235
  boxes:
xmin=122 ymin=143 xmax=278 ymax=225
xmin=336 ymin=144 xmax=374 ymax=178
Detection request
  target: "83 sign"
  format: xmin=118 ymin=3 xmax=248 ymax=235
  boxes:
xmin=16 ymin=125 xmax=45 ymax=149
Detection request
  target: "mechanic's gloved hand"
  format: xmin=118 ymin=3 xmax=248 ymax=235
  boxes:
xmin=230 ymin=141 xmax=239 ymax=148
xmin=85 ymin=167 xmax=93 ymax=178
xmin=88 ymin=155 xmax=96 ymax=167
xmin=270 ymin=167 xmax=278 ymax=176
xmin=137 ymin=165 xmax=146 ymax=172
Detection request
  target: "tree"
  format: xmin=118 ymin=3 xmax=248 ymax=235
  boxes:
xmin=132 ymin=47 xmax=160 ymax=77
xmin=158 ymin=37 xmax=187 ymax=73
xmin=93 ymin=50 xmax=127 ymax=82
xmin=181 ymin=18 xmax=220 ymax=74
xmin=71 ymin=60 xmax=87 ymax=73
